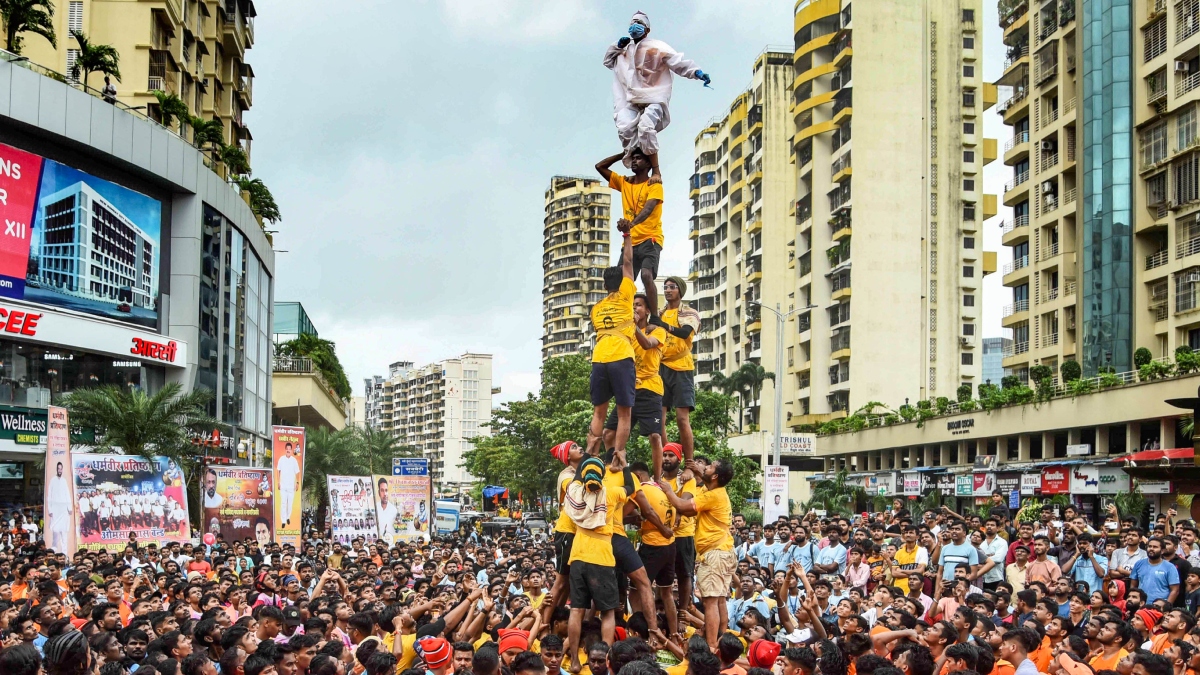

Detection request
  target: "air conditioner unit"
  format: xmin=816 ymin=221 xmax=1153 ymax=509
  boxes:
xmin=1177 ymin=61 xmax=1191 ymax=73
xmin=1186 ymin=272 xmax=1200 ymax=283
xmin=960 ymin=336 xmax=976 ymax=347
xmin=1041 ymin=140 xmax=1057 ymax=151
xmin=1170 ymin=198 xmax=1181 ymax=209
xmin=1042 ymin=181 xmax=1056 ymax=194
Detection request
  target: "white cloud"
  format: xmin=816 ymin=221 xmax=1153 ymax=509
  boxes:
xmin=438 ymin=0 xmax=605 ymax=44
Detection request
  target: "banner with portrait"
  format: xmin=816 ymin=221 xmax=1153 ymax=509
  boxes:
xmin=272 ymin=426 xmax=305 ymax=547
xmin=72 ymin=454 xmax=191 ymax=551
xmin=43 ymin=406 xmax=75 ymax=554
xmin=373 ymin=460 xmax=431 ymax=545
xmin=327 ymin=475 xmax=379 ymax=545
xmin=202 ymin=467 xmax=274 ymax=547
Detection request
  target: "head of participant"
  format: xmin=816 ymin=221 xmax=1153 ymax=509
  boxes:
xmin=550 ymin=441 xmax=582 ymax=466
xmin=628 ymin=148 xmax=651 ymax=175
xmin=664 ymin=277 xmax=686 ymax=304
xmin=701 ymin=457 xmax=734 ymax=488
xmin=663 ymin=443 xmax=683 ymax=473
xmin=634 ymin=294 xmax=649 ymax=322
xmin=629 ymin=11 xmax=650 ymax=40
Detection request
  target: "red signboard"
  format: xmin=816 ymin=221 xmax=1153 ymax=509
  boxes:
xmin=1041 ymin=466 xmax=1070 ymax=494
xmin=131 ymin=337 xmax=179 ymax=363
xmin=0 ymin=145 xmax=43 ymax=296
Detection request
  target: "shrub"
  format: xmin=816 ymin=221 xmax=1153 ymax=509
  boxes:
xmin=1138 ymin=360 xmax=1176 ymax=382
xmin=1001 ymin=375 xmax=1022 ymax=390
xmin=1135 ymin=347 xmax=1153 ymax=368
xmin=1067 ymin=378 xmax=1095 ymax=398
xmin=1029 ymin=365 xmax=1053 ymax=382
xmin=1099 ymin=371 xmax=1122 ymax=388
xmin=1177 ymin=346 xmax=1200 ymax=375
xmin=957 ymin=383 xmax=973 ymax=403
xmin=959 ymin=399 xmax=978 ymax=412
xmin=1060 ymin=360 xmax=1082 ymax=382
xmin=935 ymin=397 xmax=951 ymax=415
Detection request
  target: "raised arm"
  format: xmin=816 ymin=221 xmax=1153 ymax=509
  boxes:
xmin=633 ymin=491 xmax=673 ymax=539
xmin=619 ymin=224 xmax=634 ymax=280
xmin=596 ymin=152 xmax=624 ymax=183
xmin=634 ymin=327 xmax=661 ymax=350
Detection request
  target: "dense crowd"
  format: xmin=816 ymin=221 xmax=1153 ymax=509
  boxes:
xmin=0 ymin=443 xmax=1191 ymax=675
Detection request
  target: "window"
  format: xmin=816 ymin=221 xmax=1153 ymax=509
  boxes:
xmin=964 ymin=64 xmax=975 ymax=78
xmin=964 ymin=265 xmax=975 ymax=277
xmin=964 ymin=150 xmax=976 ymax=162
xmin=963 ymin=203 xmax=977 ymax=220
xmin=962 ymin=353 xmax=975 ymax=365
xmin=66 ymin=49 xmax=80 ymax=83
xmin=1176 ymin=153 xmax=1200 ymax=205
xmin=964 ymin=35 xmax=975 ymax=49
xmin=964 ymin=178 xmax=975 ymax=191
xmin=964 ymin=122 xmax=976 ymax=135
xmin=68 ymin=1 xmax=82 ymax=33
xmin=963 ymin=90 xmax=976 ymax=107
xmin=1179 ymin=105 xmax=1198 ymax=150
xmin=962 ymin=9 xmax=975 ymax=22
xmin=964 ymin=236 xmax=976 ymax=249
xmin=1141 ymin=122 xmax=1168 ymax=167
xmin=963 ymin=323 xmax=976 ymax=336
xmin=964 ymin=294 xmax=976 ymax=307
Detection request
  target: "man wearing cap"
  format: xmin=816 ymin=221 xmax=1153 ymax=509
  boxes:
xmin=653 ymin=277 xmax=699 ymax=464
xmin=419 ymin=637 xmax=454 ymax=675
xmin=275 ymin=606 xmax=304 ymax=643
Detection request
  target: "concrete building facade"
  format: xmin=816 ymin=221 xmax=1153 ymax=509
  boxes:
xmin=542 ymin=176 xmax=612 ymax=361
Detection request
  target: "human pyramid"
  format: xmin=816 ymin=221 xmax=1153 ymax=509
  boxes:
xmin=548 ymin=11 xmax=739 ymax=673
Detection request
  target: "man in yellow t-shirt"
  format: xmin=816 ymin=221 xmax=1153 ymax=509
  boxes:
xmin=658 ymin=457 xmax=735 ymax=650
xmin=654 ymin=277 xmax=700 ymax=464
xmin=567 ymin=458 xmax=626 ymax=673
xmin=661 ymin=443 xmax=697 ymax=608
xmin=588 ymin=228 xmax=636 ymax=462
xmin=544 ymin=440 xmax=585 ymax=625
xmin=596 ymin=148 xmax=664 ymax=316
xmin=602 ymin=293 xmax=667 ymax=479
xmin=630 ymin=461 xmax=679 ymax=637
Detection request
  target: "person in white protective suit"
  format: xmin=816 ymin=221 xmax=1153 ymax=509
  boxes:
xmin=603 ymin=11 xmax=710 ymax=175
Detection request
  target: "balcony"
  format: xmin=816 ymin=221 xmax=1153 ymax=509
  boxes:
xmin=1002 ymin=340 xmax=1030 ymax=357
xmin=1179 ymin=71 xmax=1200 ymax=99
xmin=1147 ymin=249 xmax=1170 ymax=270
xmin=1003 ymin=44 xmax=1030 ymax=72
xmin=1002 ymin=215 xmax=1030 ymax=235
xmin=1002 ymin=299 xmax=1029 ymax=317
xmin=1042 ymin=332 xmax=1060 ymax=347
xmin=1005 ymin=171 xmax=1030 ymax=193
xmin=1039 ymin=240 xmax=1060 ymax=261
xmin=1003 ymin=255 xmax=1030 ymax=274
xmin=1182 ymin=237 xmax=1200 ymax=260
xmin=1005 ymin=130 xmax=1030 ymax=152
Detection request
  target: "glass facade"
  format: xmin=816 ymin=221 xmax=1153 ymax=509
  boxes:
xmin=272 ymin=302 xmax=317 ymax=342
xmin=195 ymin=205 xmax=272 ymax=442
xmin=0 ymin=338 xmax=164 ymax=407
xmin=1081 ymin=0 xmax=1133 ymax=375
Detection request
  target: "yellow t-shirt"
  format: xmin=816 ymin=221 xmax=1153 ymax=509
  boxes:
xmin=569 ymin=487 xmax=629 ymax=567
xmin=525 ymin=591 xmax=546 ymax=610
xmin=660 ymin=306 xmax=699 ymax=372
xmin=693 ymin=486 xmax=733 ymax=554
xmin=554 ymin=470 xmax=577 ymax=535
xmin=609 ymin=174 xmax=664 ymax=246
xmin=381 ymin=632 xmax=418 ymax=671
xmin=604 ymin=468 xmax=639 ymax=537
xmin=638 ymin=481 xmax=675 ymax=547
xmin=671 ymin=476 xmax=698 ymax=538
xmin=635 ymin=325 xmax=667 ymax=394
xmin=591 ymin=278 xmax=636 ymax=364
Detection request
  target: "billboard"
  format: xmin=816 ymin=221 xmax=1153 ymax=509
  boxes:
xmin=435 ymin=500 xmax=460 ymax=534
xmin=763 ymin=465 xmax=789 ymax=523
xmin=327 ymin=475 xmax=379 ymax=545
xmin=71 ymin=454 xmax=191 ymax=551
xmin=0 ymin=142 xmax=162 ymax=328
xmin=272 ymin=426 xmax=305 ymax=547
xmin=202 ymin=467 xmax=273 ymax=546
xmin=374 ymin=459 xmax=431 ymax=545
xmin=44 ymin=406 xmax=74 ymax=553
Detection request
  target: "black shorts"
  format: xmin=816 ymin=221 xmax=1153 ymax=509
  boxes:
xmin=569 ymin=562 xmax=619 ymax=611
xmin=590 ymin=359 xmax=636 ymax=407
xmin=661 ymin=366 xmax=696 ymax=410
xmin=632 ymin=240 xmax=661 ymax=278
xmin=604 ymin=388 xmax=664 ymax=437
xmin=554 ymin=532 xmax=575 ymax=575
xmin=674 ymin=536 xmax=696 ymax=583
xmin=639 ymin=542 xmax=677 ymax=586
xmin=611 ymin=533 xmax=645 ymax=574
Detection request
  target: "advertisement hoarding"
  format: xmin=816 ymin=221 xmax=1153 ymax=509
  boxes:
xmin=375 ymin=458 xmax=432 ymax=544
xmin=763 ymin=465 xmax=789 ymax=523
xmin=202 ymin=467 xmax=273 ymax=546
xmin=955 ymin=474 xmax=974 ymax=496
xmin=1020 ymin=473 xmax=1042 ymax=495
xmin=0 ymin=141 xmax=162 ymax=328
xmin=272 ymin=426 xmax=305 ymax=547
xmin=973 ymin=473 xmax=996 ymax=497
xmin=1041 ymin=466 xmax=1070 ymax=494
xmin=1070 ymin=465 xmax=1100 ymax=494
xmin=327 ymin=475 xmax=379 ymax=545
xmin=1097 ymin=467 xmax=1131 ymax=494
xmin=776 ymin=434 xmax=815 ymax=456
xmin=72 ymin=454 xmax=190 ymax=551
xmin=902 ymin=472 xmax=922 ymax=496
xmin=43 ymin=406 xmax=74 ymax=553
xmin=435 ymin=501 xmax=461 ymax=534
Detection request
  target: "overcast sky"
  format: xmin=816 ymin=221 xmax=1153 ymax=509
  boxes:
xmin=251 ymin=0 xmax=1012 ymax=402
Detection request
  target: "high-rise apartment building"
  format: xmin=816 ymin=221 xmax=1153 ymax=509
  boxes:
xmin=21 ymin=0 xmax=256 ymax=165
xmin=365 ymin=354 xmax=494 ymax=492
xmin=688 ymin=49 xmax=796 ymax=428
xmin=542 ymin=176 xmax=612 ymax=361
xmin=782 ymin=0 xmax=995 ymax=425
xmin=363 ymin=375 xmax=386 ymax=429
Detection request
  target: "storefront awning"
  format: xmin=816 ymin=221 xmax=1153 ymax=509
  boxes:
xmin=1107 ymin=447 xmax=1194 ymax=464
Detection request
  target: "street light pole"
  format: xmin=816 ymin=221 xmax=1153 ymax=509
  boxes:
xmin=750 ymin=301 xmax=818 ymax=465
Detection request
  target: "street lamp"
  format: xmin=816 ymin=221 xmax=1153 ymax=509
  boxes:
xmin=748 ymin=301 xmax=819 ymax=466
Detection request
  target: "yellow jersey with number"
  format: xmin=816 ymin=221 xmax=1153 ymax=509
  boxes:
xmin=660 ymin=306 xmax=699 ymax=372
xmin=591 ymin=278 xmax=636 ymax=363
xmin=638 ymin=481 xmax=675 ymax=546
xmin=635 ymin=325 xmax=667 ymax=395
xmin=608 ymin=174 xmax=664 ymax=246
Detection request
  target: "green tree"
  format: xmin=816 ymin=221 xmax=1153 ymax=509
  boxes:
xmin=301 ymin=426 xmax=368 ymax=528
xmin=357 ymin=425 xmax=420 ymax=476
xmin=151 ymin=90 xmax=190 ymax=132
xmin=804 ymin=468 xmax=868 ymax=516
xmin=1 ymin=0 xmax=56 ymax=54
xmin=69 ymin=30 xmax=120 ymax=90
xmin=189 ymin=116 xmax=225 ymax=149
xmin=236 ymin=176 xmax=282 ymax=224
xmin=220 ymin=144 xmax=251 ymax=176
xmin=275 ymin=333 xmax=351 ymax=400
xmin=60 ymin=383 xmax=216 ymax=527
xmin=732 ymin=362 xmax=774 ymax=428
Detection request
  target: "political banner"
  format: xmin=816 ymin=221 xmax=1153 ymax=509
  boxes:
xmin=72 ymin=454 xmax=190 ymax=551
xmin=328 ymin=475 xmax=379 ymax=545
xmin=763 ymin=465 xmax=789 ymax=523
xmin=43 ymin=406 xmax=74 ymax=553
xmin=202 ymin=467 xmax=273 ymax=546
xmin=374 ymin=459 xmax=431 ymax=545
xmin=272 ymin=426 xmax=305 ymax=547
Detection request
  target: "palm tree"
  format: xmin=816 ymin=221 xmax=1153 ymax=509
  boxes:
xmin=69 ymin=30 xmax=120 ymax=90
xmin=302 ymin=426 xmax=369 ymax=528
xmin=804 ymin=468 xmax=867 ymax=516
xmin=60 ymin=383 xmax=215 ymax=527
xmin=1 ymin=0 xmax=56 ymax=54
xmin=150 ymin=90 xmax=190 ymax=132
xmin=235 ymin=177 xmax=282 ymax=224
xmin=189 ymin=116 xmax=224 ymax=150
xmin=705 ymin=371 xmax=739 ymax=396
xmin=357 ymin=425 xmax=420 ymax=476
xmin=220 ymin=144 xmax=251 ymax=176
xmin=733 ymin=362 xmax=774 ymax=427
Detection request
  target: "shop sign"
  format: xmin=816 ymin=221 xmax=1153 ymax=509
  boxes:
xmin=0 ymin=300 xmax=186 ymax=367
xmin=777 ymin=434 xmax=815 ymax=456
xmin=1067 ymin=444 xmax=1091 ymax=456
xmin=1096 ymin=467 xmax=1130 ymax=495
xmin=948 ymin=418 xmax=975 ymax=435
xmin=902 ymin=472 xmax=922 ymax=496
xmin=1069 ymin=465 xmax=1100 ymax=494
xmin=1136 ymin=479 xmax=1172 ymax=494
xmin=1041 ymin=466 xmax=1070 ymax=494
xmin=1020 ymin=473 xmax=1042 ymax=495
xmin=973 ymin=472 xmax=996 ymax=497
xmin=956 ymin=474 xmax=974 ymax=496
xmin=996 ymin=473 xmax=1021 ymax=495
xmin=873 ymin=472 xmax=895 ymax=496
xmin=937 ymin=474 xmax=955 ymax=496
xmin=973 ymin=455 xmax=998 ymax=470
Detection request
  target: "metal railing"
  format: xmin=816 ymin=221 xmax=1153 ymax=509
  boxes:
xmin=1178 ymin=237 xmax=1200 ymax=259
xmin=1002 ymin=299 xmax=1029 ymax=317
xmin=1040 ymin=240 xmax=1060 ymax=261
xmin=1003 ymin=215 xmax=1030 ymax=234
xmin=1003 ymin=44 xmax=1030 ymax=71
xmin=1179 ymin=70 xmax=1200 ymax=98
xmin=1147 ymin=249 xmax=1170 ymax=269
xmin=1064 ymin=186 xmax=1077 ymax=204
xmin=1006 ymin=131 xmax=1030 ymax=151
xmin=1006 ymin=171 xmax=1030 ymax=192
xmin=1003 ymin=256 xmax=1030 ymax=274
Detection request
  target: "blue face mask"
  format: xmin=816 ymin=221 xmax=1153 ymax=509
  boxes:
xmin=628 ymin=23 xmax=646 ymax=39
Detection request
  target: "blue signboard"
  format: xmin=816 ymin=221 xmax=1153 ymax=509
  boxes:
xmin=393 ymin=458 xmax=429 ymax=476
